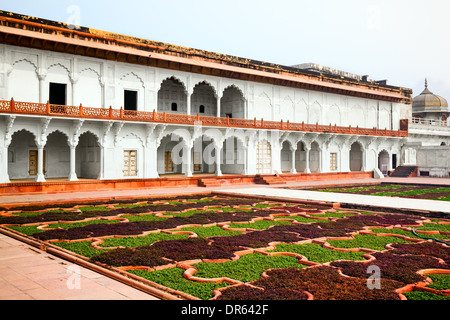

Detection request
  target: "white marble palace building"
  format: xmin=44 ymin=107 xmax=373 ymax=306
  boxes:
xmin=0 ymin=11 xmax=415 ymax=185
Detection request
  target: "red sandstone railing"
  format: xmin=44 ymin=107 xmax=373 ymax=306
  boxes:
xmin=0 ymin=99 xmax=408 ymax=137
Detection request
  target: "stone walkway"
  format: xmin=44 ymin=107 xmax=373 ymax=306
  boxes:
xmin=218 ymin=186 xmax=450 ymax=214
xmin=0 ymin=176 xmax=449 ymax=300
xmin=0 ymin=233 xmax=159 ymax=300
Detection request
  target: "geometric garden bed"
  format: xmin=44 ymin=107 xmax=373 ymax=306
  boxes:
xmin=1 ymin=194 xmax=449 ymax=300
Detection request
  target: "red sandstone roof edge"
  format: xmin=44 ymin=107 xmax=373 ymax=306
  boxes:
xmin=0 ymin=11 xmax=412 ymax=103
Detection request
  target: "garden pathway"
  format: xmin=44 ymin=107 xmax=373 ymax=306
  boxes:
xmin=217 ymin=184 xmax=450 ymax=214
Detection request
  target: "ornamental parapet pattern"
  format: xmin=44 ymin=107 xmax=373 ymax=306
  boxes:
xmin=0 ymin=99 xmax=408 ymax=138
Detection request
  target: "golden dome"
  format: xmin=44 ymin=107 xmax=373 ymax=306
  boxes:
xmin=412 ymin=79 xmax=448 ymax=113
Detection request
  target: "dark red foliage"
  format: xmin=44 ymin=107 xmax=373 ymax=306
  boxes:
xmin=0 ymin=197 xmax=262 ymax=225
xmin=263 ymin=266 xmax=404 ymax=300
xmin=91 ymin=246 xmax=168 ymax=267
xmin=270 ymin=223 xmax=351 ymax=239
xmin=388 ymin=242 xmax=450 ymax=264
xmin=34 ymin=209 xmax=276 ymax=241
xmin=331 ymin=251 xmax=448 ymax=284
xmin=219 ymin=266 xmax=403 ymax=300
xmin=216 ymin=285 xmax=309 ymax=300
xmin=91 ymin=238 xmax=242 ymax=267
xmin=211 ymin=230 xmax=303 ymax=248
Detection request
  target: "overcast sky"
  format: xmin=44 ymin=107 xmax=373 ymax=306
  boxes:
xmin=1 ymin=0 xmax=449 ymax=102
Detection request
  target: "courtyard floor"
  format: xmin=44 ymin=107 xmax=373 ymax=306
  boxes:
xmin=0 ymin=176 xmax=449 ymax=300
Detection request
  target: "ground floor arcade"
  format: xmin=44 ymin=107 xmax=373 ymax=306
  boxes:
xmin=0 ymin=115 xmax=402 ymax=184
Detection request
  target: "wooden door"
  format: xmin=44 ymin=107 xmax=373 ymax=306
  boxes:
xmin=123 ymin=150 xmax=137 ymax=176
xmin=193 ymin=152 xmax=201 ymax=172
xmin=164 ymin=151 xmax=174 ymax=173
xmin=29 ymin=150 xmax=38 ymax=176
xmin=29 ymin=150 xmax=46 ymax=176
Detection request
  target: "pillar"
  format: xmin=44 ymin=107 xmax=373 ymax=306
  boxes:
xmin=187 ymin=92 xmax=192 ymax=115
xmin=290 ymin=147 xmax=297 ymax=174
xmin=38 ymin=72 xmax=47 ymax=104
xmin=36 ymin=145 xmax=46 ymax=182
xmin=217 ymin=95 xmax=221 ymax=118
xmin=304 ymin=147 xmax=311 ymax=173
xmin=68 ymin=145 xmax=78 ymax=181
xmin=0 ymin=145 xmax=10 ymax=183
xmin=184 ymin=144 xmax=193 ymax=177
xmin=215 ymin=143 xmax=222 ymax=176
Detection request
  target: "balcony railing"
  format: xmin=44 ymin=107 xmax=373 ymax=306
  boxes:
xmin=411 ymin=117 xmax=449 ymax=127
xmin=0 ymin=99 xmax=408 ymax=138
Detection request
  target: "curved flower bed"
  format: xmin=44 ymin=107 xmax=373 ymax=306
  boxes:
xmin=310 ymin=184 xmax=450 ymax=201
xmin=1 ymin=194 xmax=449 ymax=300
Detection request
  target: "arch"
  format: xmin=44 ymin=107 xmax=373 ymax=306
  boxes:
xmin=76 ymin=131 xmax=100 ymax=179
xmin=75 ymin=68 xmax=103 ymax=107
xmin=158 ymin=76 xmax=187 ymax=92
xmin=45 ymin=130 xmax=71 ymax=178
xmin=157 ymin=133 xmax=189 ymax=175
xmin=48 ymin=63 xmax=71 ymax=75
xmin=11 ymin=58 xmax=38 ymax=71
xmin=378 ymin=149 xmax=390 ymax=175
xmin=379 ymin=108 xmax=391 ymax=129
xmin=117 ymin=132 xmax=145 ymax=147
xmin=280 ymin=140 xmax=292 ymax=173
xmin=349 ymin=105 xmax=365 ymax=127
xmin=46 ymin=129 xmax=70 ymax=144
xmin=221 ymin=85 xmax=246 ymax=119
xmin=193 ymin=80 xmax=218 ymax=97
xmin=223 ymin=129 xmax=247 ymax=151
xmin=294 ymin=98 xmax=308 ymax=123
xmin=223 ymin=84 xmax=245 ymax=98
xmin=279 ymin=96 xmax=295 ymax=122
xmin=9 ymin=128 xmax=37 ymax=141
xmin=309 ymin=101 xmax=321 ymax=124
xmin=254 ymin=92 xmax=272 ymax=120
xmin=192 ymin=134 xmax=217 ymax=174
xmin=158 ymin=77 xmax=188 ymax=114
xmin=367 ymin=106 xmax=377 ymax=128
xmin=327 ymin=104 xmax=341 ymax=126
xmin=349 ymin=142 xmax=363 ymax=172
xmin=78 ymin=129 xmax=101 ymax=146
xmin=8 ymin=129 xmax=38 ymax=180
xmin=119 ymin=72 xmax=145 ymax=88
xmin=191 ymin=81 xmax=217 ymax=116
xmin=294 ymin=140 xmax=307 ymax=173
xmin=8 ymin=60 xmax=40 ymax=102
xmin=309 ymin=141 xmax=321 ymax=173
xmin=221 ymin=136 xmax=246 ymax=174
xmin=157 ymin=129 xmax=191 ymax=149
xmin=80 ymin=67 xmax=101 ymax=80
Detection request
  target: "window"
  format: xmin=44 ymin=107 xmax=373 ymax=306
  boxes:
xmin=123 ymin=150 xmax=137 ymax=176
xmin=171 ymin=103 xmax=178 ymax=111
xmin=330 ymin=153 xmax=337 ymax=171
xmin=124 ymin=90 xmax=138 ymax=111
xmin=226 ymin=113 xmax=232 ymax=118
xmin=49 ymin=83 xmax=67 ymax=105
xmin=199 ymin=105 xmax=205 ymax=113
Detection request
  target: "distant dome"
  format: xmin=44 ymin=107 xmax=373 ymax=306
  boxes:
xmin=412 ymin=79 xmax=448 ymax=113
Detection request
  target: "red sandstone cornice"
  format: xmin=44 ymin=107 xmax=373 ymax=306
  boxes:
xmin=0 ymin=12 xmax=412 ymax=104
